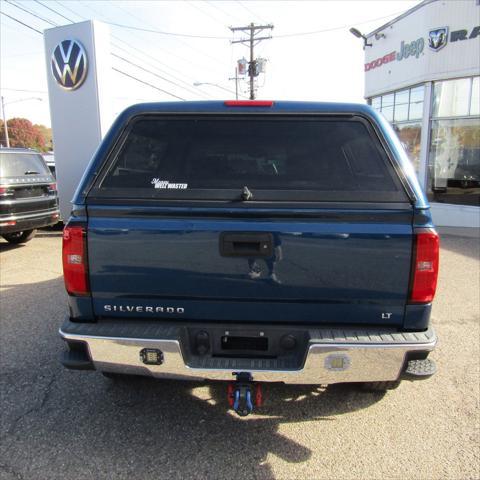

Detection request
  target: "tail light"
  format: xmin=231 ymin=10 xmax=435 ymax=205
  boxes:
xmin=0 ymin=186 xmax=14 ymax=197
xmin=48 ymin=183 xmax=57 ymax=193
xmin=0 ymin=221 xmax=16 ymax=227
xmin=409 ymin=229 xmax=440 ymax=304
xmin=62 ymin=225 xmax=89 ymax=296
xmin=224 ymin=100 xmax=274 ymax=107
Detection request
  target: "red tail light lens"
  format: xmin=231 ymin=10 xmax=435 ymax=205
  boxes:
xmin=0 ymin=186 xmax=14 ymax=197
xmin=224 ymin=100 xmax=274 ymax=107
xmin=62 ymin=225 xmax=89 ymax=296
xmin=48 ymin=183 xmax=57 ymax=192
xmin=409 ymin=229 xmax=440 ymax=304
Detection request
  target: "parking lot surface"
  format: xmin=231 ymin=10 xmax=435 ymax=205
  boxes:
xmin=1 ymin=228 xmax=479 ymax=480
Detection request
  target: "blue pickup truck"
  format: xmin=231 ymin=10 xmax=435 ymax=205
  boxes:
xmin=59 ymin=101 xmax=439 ymax=416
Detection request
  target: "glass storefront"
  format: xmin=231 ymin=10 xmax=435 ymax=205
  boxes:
xmin=428 ymin=77 xmax=480 ymax=206
xmin=371 ymin=85 xmax=424 ymax=173
xmin=370 ymin=77 xmax=480 ymax=207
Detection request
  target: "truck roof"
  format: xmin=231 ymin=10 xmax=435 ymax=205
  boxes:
xmin=117 ymin=100 xmax=375 ymax=117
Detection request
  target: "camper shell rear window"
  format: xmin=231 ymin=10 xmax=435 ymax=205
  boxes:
xmin=91 ymin=115 xmax=409 ymax=202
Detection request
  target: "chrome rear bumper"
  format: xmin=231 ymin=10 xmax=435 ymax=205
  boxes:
xmin=60 ymin=319 xmax=436 ymax=384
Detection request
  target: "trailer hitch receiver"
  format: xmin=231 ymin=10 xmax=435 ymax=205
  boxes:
xmin=227 ymin=373 xmax=262 ymax=417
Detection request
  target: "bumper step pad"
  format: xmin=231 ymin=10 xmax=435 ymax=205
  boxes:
xmin=402 ymin=358 xmax=436 ymax=380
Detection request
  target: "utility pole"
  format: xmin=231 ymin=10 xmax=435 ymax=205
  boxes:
xmin=230 ymin=23 xmax=273 ymax=100
xmin=1 ymin=96 xmax=10 ymax=148
xmin=228 ymin=67 xmax=240 ymax=100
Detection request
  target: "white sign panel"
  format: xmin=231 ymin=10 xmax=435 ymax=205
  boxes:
xmin=44 ymin=20 xmax=113 ymax=219
xmin=364 ymin=0 xmax=480 ymax=97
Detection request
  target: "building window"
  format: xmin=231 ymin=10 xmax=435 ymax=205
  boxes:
xmin=433 ymin=78 xmax=471 ymax=117
xmin=371 ymin=85 xmax=424 ymax=173
xmin=394 ymin=123 xmax=422 ymax=173
xmin=428 ymin=77 xmax=480 ymax=207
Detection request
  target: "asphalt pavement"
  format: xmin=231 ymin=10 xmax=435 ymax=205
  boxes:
xmin=0 ymin=227 xmax=479 ymax=480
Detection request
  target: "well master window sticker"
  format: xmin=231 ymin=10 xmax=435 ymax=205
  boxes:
xmin=151 ymin=178 xmax=188 ymax=189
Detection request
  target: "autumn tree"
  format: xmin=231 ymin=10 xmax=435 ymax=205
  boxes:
xmin=33 ymin=124 xmax=53 ymax=151
xmin=0 ymin=118 xmax=52 ymax=152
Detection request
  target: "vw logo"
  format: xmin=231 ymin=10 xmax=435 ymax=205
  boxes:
xmin=51 ymin=39 xmax=88 ymax=90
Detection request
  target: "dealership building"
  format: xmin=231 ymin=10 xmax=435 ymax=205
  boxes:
xmin=363 ymin=0 xmax=479 ymax=227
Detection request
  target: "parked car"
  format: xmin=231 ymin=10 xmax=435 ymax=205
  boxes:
xmin=0 ymin=148 xmax=60 ymax=244
xmin=59 ymin=101 xmax=439 ymax=416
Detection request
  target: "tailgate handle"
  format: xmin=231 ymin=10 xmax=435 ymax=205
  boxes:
xmin=220 ymin=232 xmax=273 ymax=257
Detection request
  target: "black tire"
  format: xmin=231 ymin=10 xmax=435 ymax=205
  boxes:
xmin=2 ymin=229 xmax=36 ymax=244
xmin=359 ymin=380 xmax=401 ymax=392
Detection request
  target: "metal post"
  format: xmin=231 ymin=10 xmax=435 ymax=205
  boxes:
xmin=230 ymin=23 xmax=273 ymax=101
xmin=418 ymin=82 xmax=433 ymax=193
xmin=228 ymin=68 xmax=240 ymax=100
xmin=249 ymin=23 xmax=255 ymax=100
xmin=235 ymin=67 xmax=238 ymax=100
xmin=1 ymin=96 xmax=10 ymax=148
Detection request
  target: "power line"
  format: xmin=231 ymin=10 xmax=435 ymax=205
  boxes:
xmin=57 ymin=1 xmax=205 ymax=99
xmin=99 ymin=2 xmax=227 ymax=68
xmin=112 ymin=68 xmax=185 ymax=101
xmin=111 ymin=43 xmax=213 ymax=100
xmin=76 ymin=1 xmax=214 ymax=99
xmin=274 ymin=10 xmax=407 ymax=38
xmin=204 ymin=0 xmax=238 ymax=23
xmin=86 ymin=1 xmax=220 ymax=96
xmin=102 ymin=9 xmax=407 ymax=40
xmin=186 ymin=0 xmax=228 ymax=27
xmin=1 ymin=88 xmax=48 ymax=93
xmin=6 ymin=1 xmax=198 ymax=100
xmin=42 ymin=0 xmax=209 ymax=98
xmin=4 ymin=0 xmax=57 ymax=26
xmin=52 ymin=0 xmax=83 ymax=21
xmin=235 ymin=1 xmax=268 ymax=25
xmin=0 ymin=11 xmax=42 ymax=34
xmin=198 ymin=82 xmax=240 ymax=98
xmin=109 ymin=6 xmax=216 ymax=88
xmin=111 ymin=53 xmax=206 ymax=99
xmin=103 ymin=20 xmax=230 ymax=39
xmin=0 ymin=9 xmax=187 ymax=100
xmin=33 ymin=0 xmax=73 ymax=24
xmin=113 ymin=3 xmax=217 ymax=76
xmin=109 ymin=4 xmax=212 ymax=69
xmin=111 ymin=3 xmax=245 ymax=98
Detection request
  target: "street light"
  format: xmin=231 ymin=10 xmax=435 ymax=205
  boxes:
xmin=1 ymin=96 xmax=43 ymax=148
xmin=349 ymin=27 xmax=372 ymax=49
xmin=193 ymin=81 xmax=240 ymax=100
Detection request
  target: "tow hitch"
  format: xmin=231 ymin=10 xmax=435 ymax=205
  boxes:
xmin=227 ymin=373 xmax=263 ymax=417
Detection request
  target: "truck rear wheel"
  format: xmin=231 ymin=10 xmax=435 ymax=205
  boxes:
xmin=359 ymin=380 xmax=401 ymax=392
xmin=2 ymin=229 xmax=36 ymax=244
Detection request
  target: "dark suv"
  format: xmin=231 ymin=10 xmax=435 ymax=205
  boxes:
xmin=0 ymin=148 xmax=60 ymax=244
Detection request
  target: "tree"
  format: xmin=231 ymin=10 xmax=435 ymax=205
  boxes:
xmin=33 ymin=124 xmax=53 ymax=151
xmin=0 ymin=118 xmax=52 ymax=152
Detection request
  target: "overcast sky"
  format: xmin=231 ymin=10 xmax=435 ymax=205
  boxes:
xmin=1 ymin=0 xmax=421 ymax=127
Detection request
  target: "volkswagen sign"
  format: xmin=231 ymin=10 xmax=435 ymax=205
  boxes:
xmin=51 ymin=39 xmax=88 ymax=90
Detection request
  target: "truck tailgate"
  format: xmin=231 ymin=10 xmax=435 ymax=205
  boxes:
xmin=87 ymin=206 xmax=413 ymax=326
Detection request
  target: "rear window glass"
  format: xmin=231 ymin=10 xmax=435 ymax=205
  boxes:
xmin=96 ymin=116 xmax=407 ymax=202
xmin=0 ymin=153 xmax=50 ymax=178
